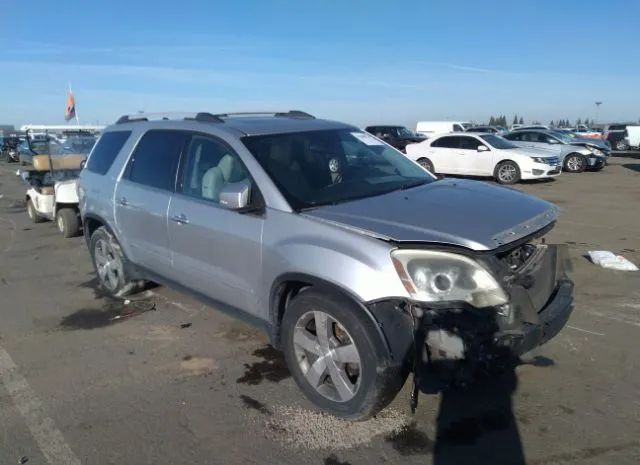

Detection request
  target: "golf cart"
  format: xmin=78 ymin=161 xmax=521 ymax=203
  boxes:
xmin=21 ymin=133 xmax=87 ymax=237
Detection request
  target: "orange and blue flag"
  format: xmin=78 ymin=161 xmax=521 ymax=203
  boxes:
xmin=64 ymin=90 xmax=76 ymax=121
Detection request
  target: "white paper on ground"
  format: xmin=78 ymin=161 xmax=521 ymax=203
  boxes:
xmin=588 ymin=250 xmax=638 ymax=271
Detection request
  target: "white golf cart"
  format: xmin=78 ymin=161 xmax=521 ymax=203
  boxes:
xmin=22 ymin=152 xmax=86 ymax=238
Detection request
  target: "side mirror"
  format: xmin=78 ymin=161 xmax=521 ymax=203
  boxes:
xmin=219 ymin=181 xmax=250 ymax=210
xmin=477 ymin=145 xmax=489 ymax=152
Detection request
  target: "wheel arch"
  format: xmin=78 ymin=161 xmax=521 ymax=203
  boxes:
xmin=268 ymin=273 xmax=395 ymax=359
xmin=82 ymin=213 xmax=117 ymax=247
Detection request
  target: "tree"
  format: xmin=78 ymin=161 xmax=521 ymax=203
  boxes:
xmin=489 ymin=116 xmax=496 ymax=125
xmin=584 ymin=118 xmax=590 ymax=127
xmin=550 ymin=120 xmax=555 ymax=127
xmin=513 ymin=115 xmax=519 ymax=125
xmin=519 ymin=116 xmax=524 ymax=125
xmin=577 ymin=118 xmax=582 ymax=126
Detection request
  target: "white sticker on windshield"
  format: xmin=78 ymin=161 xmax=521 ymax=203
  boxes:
xmin=351 ymin=132 xmax=384 ymax=146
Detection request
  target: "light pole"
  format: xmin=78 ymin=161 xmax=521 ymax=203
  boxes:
xmin=595 ymin=101 xmax=602 ymax=125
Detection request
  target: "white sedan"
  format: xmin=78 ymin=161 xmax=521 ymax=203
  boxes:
xmin=405 ymin=133 xmax=562 ymax=184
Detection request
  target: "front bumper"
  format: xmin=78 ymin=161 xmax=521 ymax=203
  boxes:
xmin=523 ymin=163 xmax=562 ymax=179
xmin=493 ymin=279 xmax=574 ymax=355
xmin=587 ymin=155 xmax=607 ymax=169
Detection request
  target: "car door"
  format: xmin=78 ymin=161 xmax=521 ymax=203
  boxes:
xmin=428 ymin=136 xmax=460 ymax=174
xmin=456 ymin=135 xmax=489 ymax=174
xmin=114 ymin=129 xmax=188 ymax=272
xmin=167 ymin=134 xmax=264 ymax=316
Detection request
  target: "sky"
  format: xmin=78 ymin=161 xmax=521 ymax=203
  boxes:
xmin=0 ymin=0 xmax=639 ymax=128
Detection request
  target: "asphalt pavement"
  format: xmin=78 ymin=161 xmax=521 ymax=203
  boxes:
xmin=1 ymin=154 xmax=639 ymax=465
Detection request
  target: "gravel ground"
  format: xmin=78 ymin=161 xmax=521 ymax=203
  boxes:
xmin=1 ymin=153 xmax=639 ymax=465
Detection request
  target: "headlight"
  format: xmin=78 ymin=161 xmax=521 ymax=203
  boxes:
xmin=531 ymin=157 xmax=548 ymax=164
xmin=586 ymin=146 xmax=603 ymax=155
xmin=391 ymin=250 xmax=508 ymax=307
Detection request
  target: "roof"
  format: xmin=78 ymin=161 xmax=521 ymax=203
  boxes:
xmin=109 ymin=111 xmax=355 ymax=137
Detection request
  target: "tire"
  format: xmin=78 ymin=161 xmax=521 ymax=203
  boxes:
xmin=89 ymin=226 xmax=140 ymax=297
xmin=281 ymin=289 xmax=407 ymax=420
xmin=56 ymin=208 xmax=80 ymax=238
xmin=615 ymin=140 xmax=629 ymax=151
xmin=564 ymin=153 xmax=587 ymax=173
xmin=494 ymin=160 xmax=521 ymax=184
xmin=26 ymin=199 xmax=45 ymax=223
xmin=417 ymin=157 xmax=435 ymax=173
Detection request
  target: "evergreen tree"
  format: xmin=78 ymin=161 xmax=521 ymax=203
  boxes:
xmin=577 ymin=118 xmax=582 ymax=126
xmin=489 ymin=116 xmax=495 ymax=125
xmin=584 ymin=118 xmax=590 ymax=127
xmin=513 ymin=115 xmax=518 ymax=125
xmin=550 ymin=120 xmax=554 ymax=127
xmin=519 ymin=116 xmax=524 ymax=124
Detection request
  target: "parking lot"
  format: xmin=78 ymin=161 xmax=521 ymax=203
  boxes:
xmin=1 ymin=154 xmax=639 ymax=465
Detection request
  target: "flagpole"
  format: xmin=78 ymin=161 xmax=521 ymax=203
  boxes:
xmin=69 ymin=82 xmax=80 ymax=128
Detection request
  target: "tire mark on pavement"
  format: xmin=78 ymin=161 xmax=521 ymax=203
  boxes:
xmin=0 ymin=345 xmax=81 ymax=465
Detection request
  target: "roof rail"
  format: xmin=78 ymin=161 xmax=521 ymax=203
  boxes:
xmin=114 ymin=110 xmax=314 ymax=125
xmin=115 ymin=112 xmax=224 ymax=125
xmin=214 ymin=111 xmax=315 ymax=119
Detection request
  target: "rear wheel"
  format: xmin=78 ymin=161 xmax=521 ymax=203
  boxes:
xmin=495 ymin=160 xmax=521 ymax=184
xmin=564 ymin=154 xmax=587 ymax=173
xmin=27 ymin=199 xmax=45 ymax=223
xmin=417 ymin=157 xmax=434 ymax=173
xmin=89 ymin=226 xmax=141 ymax=297
xmin=281 ymin=289 xmax=407 ymax=420
xmin=56 ymin=208 xmax=80 ymax=238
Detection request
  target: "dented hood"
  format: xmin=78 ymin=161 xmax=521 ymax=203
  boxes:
xmin=303 ymin=179 xmax=558 ymax=251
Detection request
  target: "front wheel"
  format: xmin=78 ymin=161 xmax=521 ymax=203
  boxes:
xmin=89 ymin=226 xmax=141 ymax=297
xmin=281 ymin=289 xmax=407 ymax=420
xmin=494 ymin=160 xmax=521 ymax=184
xmin=564 ymin=154 xmax=587 ymax=173
xmin=56 ymin=208 xmax=80 ymax=238
xmin=27 ymin=199 xmax=45 ymax=223
xmin=615 ymin=140 xmax=628 ymax=151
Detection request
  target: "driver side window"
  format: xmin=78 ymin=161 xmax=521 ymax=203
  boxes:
xmin=180 ymin=135 xmax=249 ymax=204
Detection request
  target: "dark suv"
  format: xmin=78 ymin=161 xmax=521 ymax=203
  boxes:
xmin=365 ymin=125 xmax=425 ymax=152
xmin=602 ymin=124 xmax=629 ymax=151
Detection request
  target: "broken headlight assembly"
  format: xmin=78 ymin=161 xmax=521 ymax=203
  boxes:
xmin=391 ymin=250 xmax=508 ymax=308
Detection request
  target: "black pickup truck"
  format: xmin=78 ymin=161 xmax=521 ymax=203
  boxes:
xmin=365 ymin=125 xmax=425 ymax=153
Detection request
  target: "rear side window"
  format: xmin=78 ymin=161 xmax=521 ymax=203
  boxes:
xmin=127 ymin=130 xmax=189 ymax=190
xmin=85 ymin=131 xmax=131 ymax=175
xmin=431 ymin=136 xmax=459 ymax=148
xmin=453 ymin=124 xmax=464 ymax=132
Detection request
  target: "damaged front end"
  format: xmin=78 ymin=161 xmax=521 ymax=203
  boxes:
xmin=367 ymin=231 xmax=574 ymax=407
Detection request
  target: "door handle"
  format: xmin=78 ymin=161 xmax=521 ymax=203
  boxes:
xmin=171 ymin=213 xmax=189 ymax=225
xmin=117 ymin=197 xmax=129 ymax=206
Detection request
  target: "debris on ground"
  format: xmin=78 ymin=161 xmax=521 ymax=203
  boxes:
xmin=180 ymin=322 xmax=192 ymax=329
xmin=18 ymin=456 xmax=28 ymax=464
xmin=264 ymin=405 xmax=408 ymax=450
xmin=110 ymin=300 xmax=157 ymax=321
xmin=588 ymin=250 xmax=638 ymax=271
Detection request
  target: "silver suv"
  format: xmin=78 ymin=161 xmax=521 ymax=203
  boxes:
xmin=79 ymin=111 xmax=574 ymax=420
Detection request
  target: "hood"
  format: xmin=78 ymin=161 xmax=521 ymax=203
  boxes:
xmin=570 ymin=138 xmax=610 ymax=151
xmin=511 ymin=146 xmax=558 ymax=157
xmin=303 ymin=179 xmax=558 ymax=251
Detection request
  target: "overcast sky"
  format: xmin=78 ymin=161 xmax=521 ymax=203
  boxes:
xmin=1 ymin=0 xmax=638 ymax=128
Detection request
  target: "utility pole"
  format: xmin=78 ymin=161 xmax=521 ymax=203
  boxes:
xmin=595 ymin=101 xmax=603 ymax=125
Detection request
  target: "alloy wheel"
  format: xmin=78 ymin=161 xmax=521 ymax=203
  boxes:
xmin=93 ymin=238 xmax=123 ymax=291
xmin=293 ymin=311 xmax=362 ymax=402
xmin=566 ymin=156 xmax=584 ymax=172
xmin=57 ymin=214 xmax=65 ymax=233
xmin=616 ymin=141 xmax=628 ymax=151
xmin=498 ymin=163 xmax=518 ymax=183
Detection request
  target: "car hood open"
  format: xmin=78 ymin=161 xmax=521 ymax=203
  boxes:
xmin=303 ymin=179 xmax=558 ymax=251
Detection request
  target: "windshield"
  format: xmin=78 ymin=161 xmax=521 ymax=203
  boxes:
xmin=396 ymin=127 xmax=415 ymax=138
xmin=461 ymin=123 xmax=473 ymax=130
xmin=480 ymin=134 xmax=518 ymax=149
xmin=242 ymin=129 xmax=434 ymax=210
xmin=548 ymin=131 xmax=572 ymax=143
